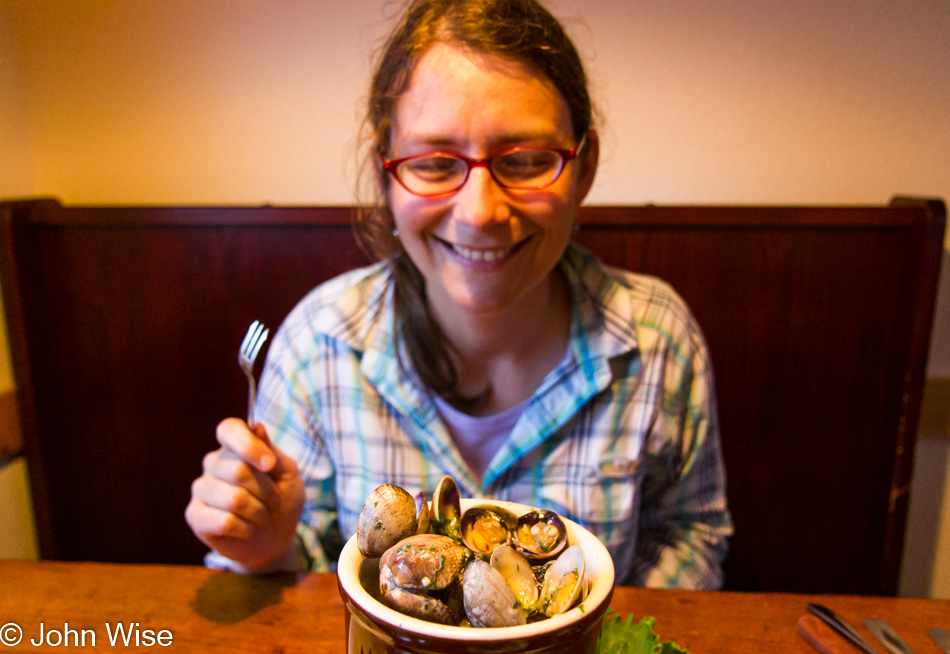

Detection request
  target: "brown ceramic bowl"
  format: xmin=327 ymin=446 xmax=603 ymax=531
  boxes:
xmin=337 ymin=498 xmax=615 ymax=654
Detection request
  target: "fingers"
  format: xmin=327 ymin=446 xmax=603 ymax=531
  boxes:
xmin=187 ymin=418 xmax=305 ymax=556
xmin=248 ymin=422 xmax=299 ymax=480
xmin=185 ymin=498 xmax=255 ymax=541
xmin=190 ymin=473 xmax=272 ymax=528
xmin=200 ymin=448 xmax=281 ymax=510
xmin=216 ymin=418 xmax=276 ymax=472
xmin=186 ymin=452 xmax=281 ymax=544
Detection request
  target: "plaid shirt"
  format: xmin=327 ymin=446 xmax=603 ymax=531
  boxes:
xmin=209 ymin=243 xmax=732 ymax=589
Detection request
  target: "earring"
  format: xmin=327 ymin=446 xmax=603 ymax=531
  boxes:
xmin=392 ymin=228 xmax=399 ymax=238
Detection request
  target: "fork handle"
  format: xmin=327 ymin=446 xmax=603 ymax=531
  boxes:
xmin=246 ymin=378 xmax=257 ymax=427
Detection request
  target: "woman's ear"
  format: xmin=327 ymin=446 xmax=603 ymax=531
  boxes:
xmin=574 ymin=129 xmax=600 ymax=204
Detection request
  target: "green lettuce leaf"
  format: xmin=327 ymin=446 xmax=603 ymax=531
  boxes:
xmin=597 ymin=609 xmax=689 ymax=654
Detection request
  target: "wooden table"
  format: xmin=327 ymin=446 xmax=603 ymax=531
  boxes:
xmin=0 ymin=560 xmax=947 ymax=653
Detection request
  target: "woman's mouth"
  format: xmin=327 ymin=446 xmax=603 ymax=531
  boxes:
xmin=450 ymin=243 xmax=513 ymax=262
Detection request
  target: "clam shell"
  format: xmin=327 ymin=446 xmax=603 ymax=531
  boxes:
xmin=380 ymin=534 xmax=470 ymax=591
xmin=538 ymin=544 xmax=585 ymax=617
xmin=430 ymin=475 xmax=461 ymax=540
xmin=462 ymin=559 xmax=526 ymax=628
xmin=489 ymin=544 xmax=539 ymax=610
xmin=415 ymin=492 xmax=431 ymax=534
xmin=512 ymin=509 xmax=568 ymax=562
xmin=379 ymin=562 xmax=459 ymax=625
xmin=460 ymin=505 xmax=517 ymax=555
xmin=356 ymin=484 xmax=419 ymax=558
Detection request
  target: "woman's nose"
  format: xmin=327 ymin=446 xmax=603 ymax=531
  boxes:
xmin=451 ymin=165 xmax=510 ymax=226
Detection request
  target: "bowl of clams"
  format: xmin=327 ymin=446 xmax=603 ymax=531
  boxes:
xmin=336 ymin=475 xmax=615 ymax=654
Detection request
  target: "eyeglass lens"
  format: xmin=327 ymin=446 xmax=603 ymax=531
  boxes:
xmin=396 ymin=150 xmax=565 ymax=195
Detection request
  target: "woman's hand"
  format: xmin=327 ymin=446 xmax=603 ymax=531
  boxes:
xmin=185 ymin=418 xmax=305 ymax=572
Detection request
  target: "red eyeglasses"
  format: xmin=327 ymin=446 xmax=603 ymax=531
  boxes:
xmin=383 ymin=136 xmax=585 ymax=197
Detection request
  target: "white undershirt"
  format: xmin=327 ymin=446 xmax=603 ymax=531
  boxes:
xmin=431 ymin=347 xmax=572 ymax=480
xmin=432 ymin=394 xmax=527 ymax=480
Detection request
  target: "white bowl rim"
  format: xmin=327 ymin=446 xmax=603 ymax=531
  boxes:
xmin=337 ymin=497 xmax=615 ymax=642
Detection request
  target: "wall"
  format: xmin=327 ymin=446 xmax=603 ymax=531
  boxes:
xmin=0 ymin=0 xmax=39 ymax=561
xmin=2 ymin=0 xmax=948 ymax=595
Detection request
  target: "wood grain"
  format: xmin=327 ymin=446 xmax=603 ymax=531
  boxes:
xmin=1 ymin=561 xmax=948 ymax=654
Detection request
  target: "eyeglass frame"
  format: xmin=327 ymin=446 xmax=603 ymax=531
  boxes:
xmin=381 ymin=134 xmax=588 ymax=197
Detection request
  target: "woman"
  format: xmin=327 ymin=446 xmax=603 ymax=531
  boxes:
xmin=185 ymin=0 xmax=732 ymax=589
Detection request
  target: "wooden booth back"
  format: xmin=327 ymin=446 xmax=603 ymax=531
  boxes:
xmin=1 ymin=198 xmax=944 ymax=595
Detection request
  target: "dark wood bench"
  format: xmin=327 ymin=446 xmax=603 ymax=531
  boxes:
xmin=1 ymin=198 xmax=944 ymax=595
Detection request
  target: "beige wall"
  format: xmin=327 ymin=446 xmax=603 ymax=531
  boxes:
xmin=0 ymin=0 xmax=39 ymax=561
xmin=2 ymin=0 xmax=948 ymax=595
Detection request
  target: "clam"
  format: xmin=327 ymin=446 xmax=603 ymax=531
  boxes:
xmin=380 ymin=562 xmax=460 ymax=625
xmin=537 ymin=544 xmax=585 ymax=617
xmin=512 ymin=509 xmax=568 ymax=562
xmin=381 ymin=534 xmax=470 ymax=591
xmin=356 ymin=484 xmax=422 ymax=558
xmin=489 ymin=544 xmax=539 ymax=610
xmin=459 ymin=505 xmax=517 ymax=556
xmin=461 ymin=559 xmax=526 ymax=628
xmin=378 ymin=534 xmax=470 ymax=625
xmin=414 ymin=491 xmax=431 ymax=534
xmin=430 ymin=475 xmax=462 ymax=540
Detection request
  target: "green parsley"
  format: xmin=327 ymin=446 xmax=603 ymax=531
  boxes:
xmin=596 ymin=610 xmax=689 ymax=654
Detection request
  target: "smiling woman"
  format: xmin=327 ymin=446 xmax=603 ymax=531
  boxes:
xmin=383 ymin=42 xmax=597 ymax=412
xmin=184 ymin=0 xmax=732 ymax=591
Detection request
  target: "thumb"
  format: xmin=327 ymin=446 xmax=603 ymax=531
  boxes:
xmin=252 ymin=422 xmax=296 ymax=478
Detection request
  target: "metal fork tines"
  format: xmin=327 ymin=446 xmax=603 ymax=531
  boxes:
xmin=239 ymin=320 xmax=269 ymax=426
xmin=864 ymin=619 xmax=914 ymax=654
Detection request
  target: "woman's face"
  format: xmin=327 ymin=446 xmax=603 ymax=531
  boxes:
xmin=388 ymin=42 xmax=597 ymax=320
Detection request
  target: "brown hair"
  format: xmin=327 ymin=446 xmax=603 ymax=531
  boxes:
xmin=354 ymin=0 xmax=594 ymax=409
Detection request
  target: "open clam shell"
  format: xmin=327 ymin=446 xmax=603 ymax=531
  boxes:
xmin=415 ymin=491 xmax=431 ymax=534
xmin=431 ymin=475 xmax=462 ymax=540
xmin=460 ymin=505 xmax=518 ymax=556
xmin=512 ymin=509 xmax=568 ymax=562
xmin=537 ymin=544 xmax=585 ymax=617
xmin=489 ymin=544 xmax=539 ymax=610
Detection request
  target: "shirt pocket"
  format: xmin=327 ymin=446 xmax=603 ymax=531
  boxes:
xmin=540 ymin=457 xmax=644 ymax=554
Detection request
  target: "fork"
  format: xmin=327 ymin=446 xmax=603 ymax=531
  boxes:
xmin=238 ymin=320 xmax=269 ymax=426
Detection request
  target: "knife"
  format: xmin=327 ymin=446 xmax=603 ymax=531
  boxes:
xmin=806 ymin=604 xmax=881 ymax=654
xmin=930 ymin=628 xmax=950 ymax=654
xmin=799 ymin=614 xmax=854 ymax=654
xmin=863 ymin=619 xmax=914 ymax=654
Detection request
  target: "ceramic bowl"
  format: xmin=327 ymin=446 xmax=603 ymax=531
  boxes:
xmin=336 ymin=498 xmax=615 ymax=654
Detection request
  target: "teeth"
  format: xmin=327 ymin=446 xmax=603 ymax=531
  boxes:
xmin=452 ymin=244 xmax=512 ymax=262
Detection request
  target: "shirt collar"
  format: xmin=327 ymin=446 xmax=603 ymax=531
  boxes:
xmin=351 ymin=244 xmax=644 ymax=394
xmin=560 ymin=242 xmax=641 ymax=364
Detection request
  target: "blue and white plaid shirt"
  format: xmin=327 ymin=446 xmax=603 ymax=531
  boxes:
xmin=209 ymin=243 xmax=732 ymax=589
